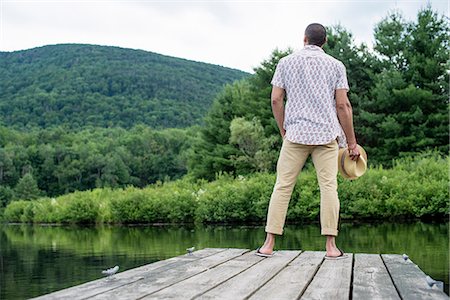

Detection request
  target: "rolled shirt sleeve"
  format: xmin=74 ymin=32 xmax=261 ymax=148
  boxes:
xmin=335 ymin=62 xmax=349 ymax=91
xmin=271 ymin=59 xmax=286 ymax=89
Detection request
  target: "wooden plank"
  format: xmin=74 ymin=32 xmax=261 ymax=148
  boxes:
xmin=32 ymin=248 xmax=227 ymax=300
xmin=353 ymin=254 xmax=400 ymax=300
xmin=249 ymin=251 xmax=324 ymax=300
xmin=195 ymin=250 xmax=301 ymax=300
xmin=301 ymin=253 xmax=353 ymax=299
xmin=382 ymin=254 xmax=448 ymax=300
xmin=143 ymin=251 xmax=265 ymax=299
xmin=88 ymin=248 xmax=250 ymax=300
xmin=34 ymin=249 xmax=448 ymax=300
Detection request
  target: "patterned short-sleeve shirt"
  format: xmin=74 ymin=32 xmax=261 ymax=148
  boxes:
xmin=271 ymin=45 xmax=349 ymax=147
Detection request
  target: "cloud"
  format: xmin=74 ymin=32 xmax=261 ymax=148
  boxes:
xmin=1 ymin=0 xmax=448 ymax=72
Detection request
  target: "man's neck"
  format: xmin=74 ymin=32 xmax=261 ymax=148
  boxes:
xmin=304 ymin=43 xmax=323 ymax=49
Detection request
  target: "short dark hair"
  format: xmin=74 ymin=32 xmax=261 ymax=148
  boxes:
xmin=305 ymin=23 xmax=327 ymax=46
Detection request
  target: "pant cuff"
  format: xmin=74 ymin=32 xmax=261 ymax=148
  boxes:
xmin=321 ymin=228 xmax=338 ymax=236
xmin=265 ymin=225 xmax=283 ymax=235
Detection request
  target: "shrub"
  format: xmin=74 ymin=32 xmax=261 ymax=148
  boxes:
xmin=3 ymin=201 xmax=32 ymax=222
xmin=195 ymin=174 xmax=248 ymax=223
xmin=59 ymin=192 xmax=100 ymax=223
xmin=2 ymin=152 xmax=448 ymax=224
xmin=32 ymin=198 xmax=58 ymax=223
xmin=288 ymin=170 xmax=321 ymax=221
xmin=339 ymin=152 xmax=448 ymax=219
xmin=157 ymin=184 xmax=197 ymax=222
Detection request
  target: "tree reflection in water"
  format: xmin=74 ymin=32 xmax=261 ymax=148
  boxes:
xmin=0 ymin=221 xmax=447 ymax=299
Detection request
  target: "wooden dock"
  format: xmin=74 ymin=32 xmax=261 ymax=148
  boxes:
xmin=33 ymin=248 xmax=448 ymax=300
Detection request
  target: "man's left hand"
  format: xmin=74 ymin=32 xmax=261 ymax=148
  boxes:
xmin=348 ymin=144 xmax=360 ymax=161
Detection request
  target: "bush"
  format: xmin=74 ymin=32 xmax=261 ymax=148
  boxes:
xmin=286 ymin=170 xmax=320 ymax=221
xmin=3 ymin=201 xmax=33 ymax=222
xmin=33 ymin=198 xmax=59 ymax=223
xmin=2 ymin=152 xmax=448 ymax=224
xmin=157 ymin=183 xmax=197 ymax=222
xmin=108 ymin=182 xmax=198 ymax=223
xmin=110 ymin=188 xmax=147 ymax=223
xmin=61 ymin=193 xmax=100 ymax=223
xmin=195 ymin=173 xmax=276 ymax=223
xmin=338 ymin=152 xmax=449 ymax=219
xmin=195 ymin=174 xmax=250 ymax=223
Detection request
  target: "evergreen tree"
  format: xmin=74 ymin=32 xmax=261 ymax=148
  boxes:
xmin=13 ymin=173 xmax=42 ymax=200
xmin=187 ymin=82 xmax=251 ymax=180
xmin=324 ymin=26 xmax=379 ymax=148
xmin=0 ymin=186 xmax=13 ymax=207
xmin=373 ymin=12 xmax=409 ymax=71
xmin=229 ymin=117 xmax=276 ymax=173
xmin=248 ymin=49 xmax=293 ymax=137
xmin=187 ymin=50 xmax=292 ymax=180
xmin=361 ymin=6 xmax=449 ymax=162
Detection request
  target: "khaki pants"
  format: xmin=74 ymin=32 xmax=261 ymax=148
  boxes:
xmin=265 ymin=139 xmax=340 ymax=236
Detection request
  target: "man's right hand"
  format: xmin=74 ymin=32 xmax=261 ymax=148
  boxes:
xmin=271 ymin=86 xmax=286 ymax=140
xmin=281 ymin=128 xmax=286 ymax=139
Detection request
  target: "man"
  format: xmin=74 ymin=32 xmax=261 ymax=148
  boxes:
xmin=257 ymin=23 xmax=360 ymax=259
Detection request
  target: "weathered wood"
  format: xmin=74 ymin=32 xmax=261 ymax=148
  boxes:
xmin=32 ymin=250 xmax=449 ymax=300
xmin=249 ymin=251 xmax=324 ymax=300
xmin=32 ymin=248 xmax=226 ymax=300
xmin=382 ymin=254 xmax=448 ymax=300
xmin=353 ymin=254 xmax=400 ymax=300
xmin=143 ymin=251 xmax=264 ymax=299
xmin=195 ymin=250 xmax=301 ymax=300
xmin=89 ymin=248 xmax=250 ymax=299
xmin=301 ymin=253 xmax=353 ymax=299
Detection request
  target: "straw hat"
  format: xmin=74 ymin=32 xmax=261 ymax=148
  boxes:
xmin=338 ymin=145 xmax=367 ymax=180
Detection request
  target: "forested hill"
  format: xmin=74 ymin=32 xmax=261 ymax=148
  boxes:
xmin=0 ymin=44 xmax=249 ymax=129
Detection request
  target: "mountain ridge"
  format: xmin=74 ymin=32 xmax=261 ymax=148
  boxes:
xmin=0 ymin=43 xmax=249 ymax=129
xmin=0 ymin=43 xmax=246 ymax=73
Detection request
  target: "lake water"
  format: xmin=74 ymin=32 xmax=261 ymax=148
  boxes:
xmin=0 ymin=221 xmax=448 ymax=299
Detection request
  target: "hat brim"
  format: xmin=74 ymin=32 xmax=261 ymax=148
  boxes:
xmin=338 ymin=145 xmax=367 ymax=180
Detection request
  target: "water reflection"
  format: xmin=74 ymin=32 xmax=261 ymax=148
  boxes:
xmin=0 ymin=221 xmax=448 ymax=299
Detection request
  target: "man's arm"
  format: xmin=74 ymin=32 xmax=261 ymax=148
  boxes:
xmin=335 ymin=89 xmax=360 ymax=159
xmin=271 ymin=86 xmax=286 ymax=138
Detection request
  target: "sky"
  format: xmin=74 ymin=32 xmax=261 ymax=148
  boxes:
xmin=0 ymin=0 xmax=448 ymax=73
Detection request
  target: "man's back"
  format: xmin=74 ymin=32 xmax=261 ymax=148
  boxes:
xmin=271 ymin=45 xmax=349 ymax=146
xmin=281 ymin=47 xmax=343 ymax=98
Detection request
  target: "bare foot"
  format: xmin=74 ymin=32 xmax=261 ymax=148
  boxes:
xmin=325 ymin=235 xmax=342 ymax=257
xmin=258 ymin=245 xmax=274 ymax=255
xmin=258 ymin=233 xmax=275 ymax=255
xmin=325 ymin=247 xmax=342 ymax=257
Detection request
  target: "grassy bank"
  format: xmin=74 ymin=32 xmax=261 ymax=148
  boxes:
xmin=3 ymin=152 xmax=448 ymax=224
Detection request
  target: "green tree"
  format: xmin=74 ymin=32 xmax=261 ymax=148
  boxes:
xmin=248 ymin=48 xmax=292 ymax=136
xmin=0 ymin=148 xmax=15 ymax=186
xmin=229 ymin=117 xmax=276 ymax=173
xmin=187 ymin=50 xmax=292 ymax=180
xmin=373 ymin=12 xmax=409 ymax=71
xmin=323 ymin=26 xmax=384 ymax=153
xmin=0 ymin=185 xmax=13 ymax=207
xmin=13 ymin=173 xmax=43 ymax=200
xmin=0 ymin=44 xmax=248 ymax=129
xmin=187 ymin=82 xmax=252 ymax=180
xmin=361 ymin=6 xmax=449 ymax=163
